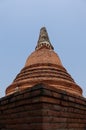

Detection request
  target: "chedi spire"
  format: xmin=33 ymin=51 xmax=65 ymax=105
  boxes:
xmin=35 ymin=27 xmax=54 ymax=50
xmin=6 ymin=27 xmax=82 ymax=96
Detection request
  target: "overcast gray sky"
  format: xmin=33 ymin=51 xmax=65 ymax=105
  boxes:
xmin=0 ymin=0 xmax=86 ymax=97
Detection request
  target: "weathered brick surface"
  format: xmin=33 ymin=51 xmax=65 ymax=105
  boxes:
xmin=0 ymin=83 xmax=86 ymax=130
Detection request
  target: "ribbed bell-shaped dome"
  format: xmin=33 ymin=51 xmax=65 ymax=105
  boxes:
xmin=6 ymin=27 xmax=82 ymax=96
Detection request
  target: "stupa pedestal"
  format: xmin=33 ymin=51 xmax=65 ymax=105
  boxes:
xmin=0 ymin=83 xmax=86 ymax=130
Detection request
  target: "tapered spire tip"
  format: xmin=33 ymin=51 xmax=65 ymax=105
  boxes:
xmin=35 ymin=27 xmax=54 ymax=50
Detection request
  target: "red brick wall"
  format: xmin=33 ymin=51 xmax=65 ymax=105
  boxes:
xmin=0 ymin=83 xmax=86 ymax=130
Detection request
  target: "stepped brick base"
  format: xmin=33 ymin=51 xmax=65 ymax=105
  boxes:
xmin=0 ymin=84 xmax=86 ymax=130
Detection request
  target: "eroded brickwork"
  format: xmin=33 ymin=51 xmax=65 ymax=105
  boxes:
xmin=0 ymin=84 xmax=86 ymax=130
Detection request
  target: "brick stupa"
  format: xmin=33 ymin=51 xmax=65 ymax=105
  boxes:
xmin=0 ymin=27 xmax=86 ymax=130
xmin=6 ymin=27 xmax=82 ymax=96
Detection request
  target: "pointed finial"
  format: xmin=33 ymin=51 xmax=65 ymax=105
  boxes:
xmin=35 ymin=27 xmax=54 ymax=50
